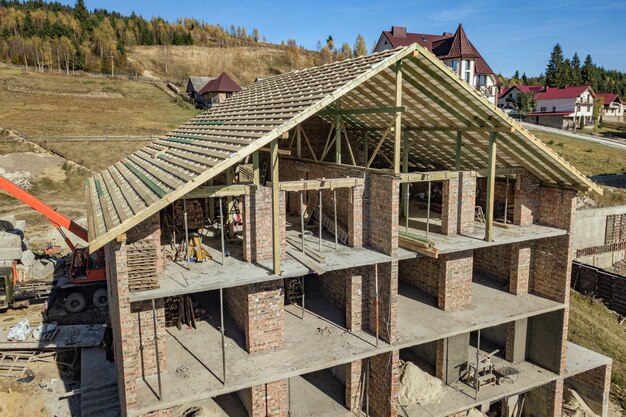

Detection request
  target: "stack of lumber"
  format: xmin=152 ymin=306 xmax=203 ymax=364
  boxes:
xmin=398 ymin=231 xmax=439 ymax=259
xmin=173 ymin=199 xmax=204 ymax=229
xmin=126 ymin=241 xmax=158 ymax=292
xmin=165 ymin=296 xmax=208 ymax=329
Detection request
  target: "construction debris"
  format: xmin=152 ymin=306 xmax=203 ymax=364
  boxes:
xmin=398 ymin=361 xmax=444 ymax=406
xmin=562 ymin=387 xmax=600 ymax=417
xmin=7 ymin=319 xmax=32 ymax=341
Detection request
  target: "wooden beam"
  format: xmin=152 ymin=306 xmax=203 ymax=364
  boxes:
xmin=485 ymin=132 xmax=498 ymax=242
xmin=270 ymin=139 xmax=281 ymax=275
xmin=401 ymin=132 xmax=410 ymax=218
xmin=252 ymin=151 xmax=260 ymax=185
xmin=184 ymin=184 xmax=255 ymax=199
xmin=278 ymin=178 xmax=364 ymax=192
xmin=475 ymin=166 xmax=526 ymax=177
xmin=296 ymin=124 xmax=302 ymax=158
xmin=400 ymin=171 xmax=461 ymax=183
xmin=259 ymin=147 xmax=291 ymax=155
xmin=394 ymin=60 xmax=403 ymax=175
xmin=319 ymin=106 xmax=406 ymax=116
xmin=335 ymin=113 xmax=342 ymax=164
xmin=455 ymin=131 xmax=462 ymax=171
xmin=366 ymin=121 xmax=394 ymax=168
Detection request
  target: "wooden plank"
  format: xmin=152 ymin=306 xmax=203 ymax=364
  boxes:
xmin=394 ymin=60 xmax=403 ymax=174
xmin=278 ymin=178 xmax=364 ymax=192
xmin=485 ymin=133 xmax=497 ymax=242
xmin=271 ymin=139 xmax=281 ymax=275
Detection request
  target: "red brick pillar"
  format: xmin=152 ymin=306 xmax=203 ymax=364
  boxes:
xmin=247 ymin=380 xmax=288 ymax=417
xmin=505 ymin=318 xmax=528 ymax=363
xmin=224 ymin=280 xmax=285 ymax=354
xmin=348 ymin=185 xmax=365 ymax=248
xmin=368 ymin=262 xmax=398 ymax=343
xmin=346 ymin=271 xmax=363 ymax=332
xmin=441 ymin=172 xmax=476 ymax=236
xmin=546 ymin=380 xmax=565 ymax=417
xmin=509 ymin=242 xmax=532 ymax=295
xmin=438 ymin=250 xmax=473 ymax=311
xmin=369 ymin=174 xmax=399 ymax=257
xmin=243 ymin=187 xmax=286 ymax=262
xmin=368 ymin=350 xmax=399 ymax=417
xmin=345 ymin=360 xmax=363 ymax=411
xmin=513 ymin=172 xmax=541 ymax=226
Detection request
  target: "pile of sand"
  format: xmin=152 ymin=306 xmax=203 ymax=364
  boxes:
xmin=0 ymin=152 xmax=65 ymax=188
xmin=398 ymin=361 xmax=444 ymax=406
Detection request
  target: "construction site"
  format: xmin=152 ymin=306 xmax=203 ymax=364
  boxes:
xmin=0 ymin=44 xmax=615 ymax=417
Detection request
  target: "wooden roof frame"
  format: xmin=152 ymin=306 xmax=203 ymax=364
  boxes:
xmin=86 ymin=44 xmax=600 ymax=252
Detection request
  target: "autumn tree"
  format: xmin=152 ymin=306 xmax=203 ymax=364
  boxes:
xmin=353 ymin=34 xmax=367 ymax=57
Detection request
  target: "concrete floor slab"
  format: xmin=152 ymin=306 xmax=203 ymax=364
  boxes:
xmin=130 ymin=282 xmax=565 ymax=416
xmin=289 ymin=370 xmax=352 ymax=417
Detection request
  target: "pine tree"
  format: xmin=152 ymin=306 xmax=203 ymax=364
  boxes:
xmin=74 ymin=0 xmax=89 ymax=24
xmin=513 ymin=70 xmax=520 ymax=81
xmin=581 ymin=54 xmax=596 ymax=88
xmin=571 ymin=52 xmax=582 ymax=85
xmin=521 ymin=72 xmax=528 ymax=85
xmin=562 ymin=58 xmax=573 ymax=86
xmin=353 ymin=34 xmax=367 ymax=57
xmin=545 ymin=43 xmax=568 ymax=88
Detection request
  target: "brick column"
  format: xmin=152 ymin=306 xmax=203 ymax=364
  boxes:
xmin=438 ymin=251 xmax=473 ymax=311
xmin=525 ymin=380 xmax=564 ymax=417
xmin=509 ymin=242 xmax=532 ymax=295
xmin=348 ymin=185 xmax=365 ymax=247
xmin=505 ymin=318 xmax=528 ymax=363
xmin=367 ymin=262 xmax=398 ymax=343
xmin=368 ymin=350 xmax=399 ymax=417
xmin=435 ymin=333 xmax=470 ymax=384
xmin=345 ymin=360 xmax=363 ymax=411
xmin=243 ymin=187 xmax=286 ymax=262
xmin=346 ymin=271 xmax=363 ymax=332
xmin=224 ymin=279 xmax=285 ymax=354
xmin=246 ymin=380 xmax=288 ymax=417
xmin=441 ymin=172 xmax=476 ymax=236
xmin=369 ymin=174 xmax=399 ymax=257
xmin=513 ymin=172 xmax=541 ymax=226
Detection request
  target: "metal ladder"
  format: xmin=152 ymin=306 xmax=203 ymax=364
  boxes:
xmin=314 ymin=210 xmax=348 ymax=244
xmin=475 ymin=206 xmax=486 ymax=225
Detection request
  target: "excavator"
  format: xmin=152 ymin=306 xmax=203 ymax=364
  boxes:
xmin=0 ymin=175 xmax=107 ymax=314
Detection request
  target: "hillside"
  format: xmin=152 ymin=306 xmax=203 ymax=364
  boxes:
xmin=129 ymin=44 xmax=316 ymax=86
xmin=0 ymin=65 xmax=197 ymax=137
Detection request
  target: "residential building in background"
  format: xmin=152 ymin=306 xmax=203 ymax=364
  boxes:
xmin=186 ymin=76 xmax=216 ymax=108
xmin=374 ymin=24 xmax=500 ymax=104
xmin=597 ymin=93 xmax=625 ymax=122
xmin=497 ymin=85 xmax=543 ymax=111
xmin=198 ymin=72 xmax=242 ymax=108
xmin=523 ymin=85 xmax=596 ymax=130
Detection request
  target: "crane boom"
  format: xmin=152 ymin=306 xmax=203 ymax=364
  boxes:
xmin=0 ymin=175 xmax=89 ymax=247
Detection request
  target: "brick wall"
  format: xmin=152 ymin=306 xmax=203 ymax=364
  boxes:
xmin=370 ymin=174 xmax=399 ymax=256
xmin=279 ymin=158 xmax=366 ymax=247
xmin=345 ymin=360 xmax=362 ymax=411
xmin=476 ymin=176 xmax=516 ymax=223
xmin=524 ymin=380 xmax=564 ymax=417
xmin=567 ymin=363 xmax=612 ymax=417
xmin=368 ymin=350 xmax=399 ymax=417
xmin=247 ymin=380 xmax=288 ymax=417
xmin=474 ymin=245 xmax=511 ymax=284
xmin=319 ymin=269 xmax=347 ymax=310
xmin=441 ymin=172 xmax=476 ymax=235
xmin=130 ymin=299 xmax=167 ymax=378
xmin=513 ymin=172 xmax=541 ymax=226
xmin=510 ymin=242 xmax=532 ymax=295
xmin=400 ymin=251 xmax=473 ymax=311
xmin=243 ymin=186 xmax=286 ymax=262
xmin=224 ymin=279 xmax=285 ymax=354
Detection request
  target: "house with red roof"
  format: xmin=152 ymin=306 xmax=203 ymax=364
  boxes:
xmin=198 ymin=72 xmax=242 ymax=109
xmin=374 ymin=24 xmax=500 ymax=104
xmin=597 ymin=93 xmax=625 ymax=122
xmin=523 ymin=85 xmax=596 ymax=130
xmin=497 ymin=85 xmax=543 ymax=111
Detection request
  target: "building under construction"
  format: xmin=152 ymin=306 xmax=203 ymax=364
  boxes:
xmin=86 ymin=45 xmax=612 ymax=417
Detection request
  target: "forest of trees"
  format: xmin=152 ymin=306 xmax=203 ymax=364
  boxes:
xmin=503 ymin=43 xmax=626 ymax=98
xmin=0 ymin=0 xmax=264 ymax=74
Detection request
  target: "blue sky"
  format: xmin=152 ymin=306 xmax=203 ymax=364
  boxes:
xmin=67 ymin=0 xmax=626 ymax=76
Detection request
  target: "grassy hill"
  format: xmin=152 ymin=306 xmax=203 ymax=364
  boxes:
xmin=128 ymin=44 xmax=316 ymax=86
xmin=0 ymin=65 xmax=197 ymax=137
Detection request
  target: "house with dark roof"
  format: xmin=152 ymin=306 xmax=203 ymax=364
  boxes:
xmin=374 ymin=24 xmax=500 ymax=104
xmin=597 ymin=92 xmax=625 ymax=122
xmin=198 ymin=72 xmax=242 ymax=108
xmin=186 ymin=76 xmax=216 ymax=108
xmin=497 ymin=85 xmax=543 ymax=111
xmin=523 ymin=85 xmax=596 ymax=130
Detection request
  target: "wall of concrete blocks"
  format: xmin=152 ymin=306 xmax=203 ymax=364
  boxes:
xmin=441 ymin=172 xmax=477 ymax=235
xmin=279 ymin=158 xmax=366 ymax=248
xmin=242 ymin=186 xmax=286 ymax=262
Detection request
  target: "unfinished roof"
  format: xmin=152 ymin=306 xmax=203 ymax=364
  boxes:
xmin=86 ymin=44 xmax=599 ymax=251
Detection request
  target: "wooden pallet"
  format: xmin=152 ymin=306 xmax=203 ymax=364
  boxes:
xmin=127 ymin=241 xmax=159 ymax=292
xmin=0 ymin=351 xmax=36 ymax=378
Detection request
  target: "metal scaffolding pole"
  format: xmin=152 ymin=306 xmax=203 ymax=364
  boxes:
xmin=504 ymin=175 xmax=510 ymax=225
xmin=365 ymin=358 xmax=370 ymax=417
xmin=405 ymin=183 xmax=410 ymax=232
xmin=475 ymin=328 xmax=481 ymax=400
xmin=300 ymin=192 xmax=305 ymax=253
xmin=183 ymin=199 xmax=190 ymax=271
xmin=375 ymin=264 xmax=379 ymax=348
xmin=220 ymin=288 xmax=226 ymax=384
xmin=318 ymin=190 xmax=323 ymax=252
xmin=333 ymin=190 xmax=338 ymax=250
xmin=151 ymin=299 xmax=163 ymax=401
xmin=301 ymin=275 xmax=305 ymax=320
xmin=426 ymin=181 xmax=432 ymax=238
xmin=219 ymin=197 xmax=226 ymax=265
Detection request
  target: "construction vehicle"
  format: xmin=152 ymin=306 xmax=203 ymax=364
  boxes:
xmin=0 ymin=175 xmax=107 ymax=314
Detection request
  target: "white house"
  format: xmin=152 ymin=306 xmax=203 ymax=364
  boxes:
xmin=373 ymin=24 xmax=500 ymax=105
xmin=523 ymin=85 xmax=596 ymax=130
xmin=497 ymin=85 xmax=543 ymax=111
xmin=597 ymin=93 xmax=625 ymax=122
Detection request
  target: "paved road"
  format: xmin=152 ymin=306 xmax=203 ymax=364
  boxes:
xmin=522 ymin=122 xmax=626 ymax=151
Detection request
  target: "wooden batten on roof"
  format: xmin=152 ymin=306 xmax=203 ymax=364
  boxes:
xmin=86 ymin=44 xmax=599 ymax=252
